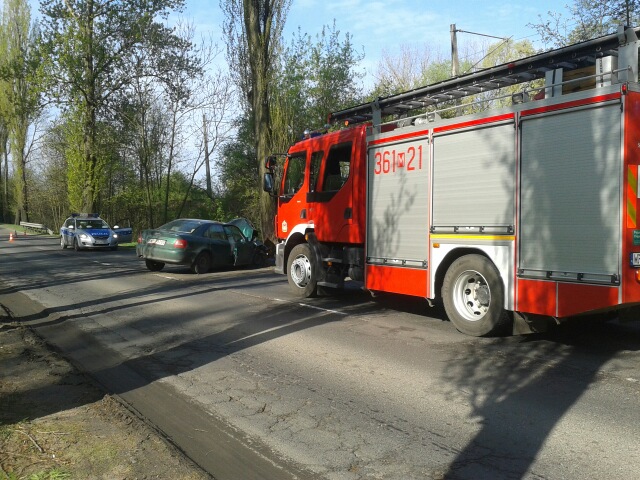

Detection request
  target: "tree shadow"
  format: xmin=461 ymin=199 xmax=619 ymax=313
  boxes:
xmin=441 ymin=320 xmax=640 ymax=479
xmin=0 ymin=270 xmax=345 ymax=425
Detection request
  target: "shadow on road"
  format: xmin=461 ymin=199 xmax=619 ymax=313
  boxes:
xmin=440 ymin=319 xmax=640 ymax=479
xmin=3 ymin=233 xmax=640 ymax=479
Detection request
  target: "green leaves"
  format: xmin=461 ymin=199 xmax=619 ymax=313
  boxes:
xmin=38 ymin=0 xmax=192 ymax=212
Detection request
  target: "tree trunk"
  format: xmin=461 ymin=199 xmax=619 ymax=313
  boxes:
xmin=163 ymin=107 xmax=178 ymax=224
xmin=244 ymin=0 xmax=276 ymax=241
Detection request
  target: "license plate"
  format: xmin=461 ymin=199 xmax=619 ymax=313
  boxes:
xmin=156 ymin=239 xmax=166 ymax=246
xmin=95 ymin=240 xmax=107 ymax=245
xmin=148 ymin=238 xmax=157 ymax=244
xmin=631 ymin=253 xmax=640 ymax=267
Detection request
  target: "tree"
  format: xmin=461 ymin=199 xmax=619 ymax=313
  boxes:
xmin=214 ymin=115 xmax=259 ymax=224
xmin=39 ymin=0 xmax=189 ymax=213
xmin=271 ymin=23 xmax=365 ymax=152
xmin=0 ymin=0 xmax=41 ymax=223
xmin=0 ymin=116 xmax=7 ymax=222
xmin=370 ymin=42 xmax=480 ymax=99
xmin=371 ymin=44 xmax=444 ymax=98
xmin=221 ymin=0 xmax=291 ymax=241
xmin=530 ymin=0 xmax=640 ymax=48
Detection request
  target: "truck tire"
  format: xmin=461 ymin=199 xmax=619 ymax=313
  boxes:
xmin=287 ymin=243 xmax=318 ymax=297
xmin=442 ymin=254 xmax=511 ymax=336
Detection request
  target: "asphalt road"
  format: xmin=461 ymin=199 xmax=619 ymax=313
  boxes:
xmin=2 ymin=230 xmax=640 ymax=480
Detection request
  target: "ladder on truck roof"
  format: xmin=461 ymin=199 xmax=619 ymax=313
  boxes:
xmin=329 ymin=25 xmax=640 ymax=126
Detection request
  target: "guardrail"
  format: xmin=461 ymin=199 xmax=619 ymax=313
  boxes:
xmin=20 ymin=221 xmax=54 ymax=235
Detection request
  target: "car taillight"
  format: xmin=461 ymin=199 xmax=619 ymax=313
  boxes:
xmin=137 ymin=234 xmax=143 ymax=243
xmin=174 ymin=238 xmax=187 ymax=249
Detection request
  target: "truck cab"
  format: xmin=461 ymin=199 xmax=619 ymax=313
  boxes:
xmin=268 ymin=125 xmax=367 ymax=269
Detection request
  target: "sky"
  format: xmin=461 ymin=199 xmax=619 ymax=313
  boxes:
xmin=27 ymin=0 xmax=573 ymax=84
xmin=186 ymin=0 xmax=572 ymax=82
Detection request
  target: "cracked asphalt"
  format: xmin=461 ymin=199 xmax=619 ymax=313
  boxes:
xmin=2 ymin=231 xmax=640 ymax=479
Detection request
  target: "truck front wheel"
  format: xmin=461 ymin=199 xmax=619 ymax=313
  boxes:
xmin=287 ymin=243 xmax=318 ymax=298
xmin=442 ymin=254 xmax=511 ymax=336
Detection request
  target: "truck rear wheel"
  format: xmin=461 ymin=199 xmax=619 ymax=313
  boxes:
xmin=287 ymin=243 xmax=317 ymax=298
xmin=442 ymin=254 xmax=511 ymax=336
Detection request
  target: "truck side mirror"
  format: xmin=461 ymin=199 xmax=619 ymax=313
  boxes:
xmin=265 ymin=155 xmax=277 ymax=170
xmin=263 ymin=172 xmax=275 ymax=193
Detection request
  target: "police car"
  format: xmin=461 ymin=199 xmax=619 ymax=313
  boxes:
xmin=60 ymin=213 xmax=122 ymax=251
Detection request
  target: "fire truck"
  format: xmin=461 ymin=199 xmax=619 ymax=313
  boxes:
xmin=263 ymin=26 xmax=640 ymax=336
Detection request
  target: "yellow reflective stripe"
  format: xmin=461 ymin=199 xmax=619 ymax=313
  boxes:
xmin=430 ymin=234 xmax=515 ymax=241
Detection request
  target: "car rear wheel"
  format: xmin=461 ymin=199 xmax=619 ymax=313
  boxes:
xmin=145 ymin=260 xmax=165 ymax=272
xmin=60 ymin=236 xmax=67 ymax=249
xmin=192 ymin=252 xmax=211 ymax=274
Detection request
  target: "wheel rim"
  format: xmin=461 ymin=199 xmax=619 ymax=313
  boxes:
xmin=290 ymin=253 xmax=312 ymax=288
xmin=452 ymin=269 xmax=491 ymax=322
xmin=197 ymin=255 xmax=209 ymax=272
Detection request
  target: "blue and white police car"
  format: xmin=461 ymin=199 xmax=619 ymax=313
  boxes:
xmin=60 ymin=213 xmax=123 ymax=251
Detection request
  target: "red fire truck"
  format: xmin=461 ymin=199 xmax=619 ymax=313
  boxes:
xmin=263 ymin=26 xmax=640 ymax=336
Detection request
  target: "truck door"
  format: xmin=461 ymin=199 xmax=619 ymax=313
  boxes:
xmin=277 ymin=151 xmax=308 ymax=238
xmin=311 ymin=141 xmax=355 ymax=243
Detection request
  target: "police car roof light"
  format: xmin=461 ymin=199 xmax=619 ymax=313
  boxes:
xmin=70 ymin=212 xmax=100 ymax=218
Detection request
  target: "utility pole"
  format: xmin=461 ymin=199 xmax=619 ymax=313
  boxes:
xmin=203 ymin=114 xmax=213 ymax=200
xmin=451 ymin=24 xmax=459 ymax=77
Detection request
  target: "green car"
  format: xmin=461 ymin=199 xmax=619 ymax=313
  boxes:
xmin=136 ymin=218 xmax=266 ymax=273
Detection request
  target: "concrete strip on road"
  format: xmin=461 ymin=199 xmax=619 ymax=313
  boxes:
xmin=0 ymin=287 xmax=319 ymax=480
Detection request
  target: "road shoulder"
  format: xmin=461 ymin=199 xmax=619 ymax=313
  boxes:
xmin=0 ymin=313 xmax=210 ymax=479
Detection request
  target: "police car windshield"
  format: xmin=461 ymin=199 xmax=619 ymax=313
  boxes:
xmin=79 ymin=220 xmax=108 ymax=229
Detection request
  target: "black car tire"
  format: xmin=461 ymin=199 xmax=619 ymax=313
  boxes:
xmin=192 ymin=252 xmax=211 ymax=274
xmin=145 ymin=259 xmax=165 ymax=272
xmin=253 ymin=250 xmax=267 ymax=267
xmin=74 ymin=238 xmax=81 ymax=251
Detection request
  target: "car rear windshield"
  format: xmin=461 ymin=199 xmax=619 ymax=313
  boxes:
xmin=160 ymin=219 xmax=205 ymax=233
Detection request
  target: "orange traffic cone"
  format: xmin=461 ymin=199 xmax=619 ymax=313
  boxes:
xmin=9 ymin=232 xmax=13 ymax=242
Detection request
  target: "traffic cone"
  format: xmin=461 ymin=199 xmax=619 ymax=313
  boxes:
xmin=9 ymin=232 xmax=13 ymax=242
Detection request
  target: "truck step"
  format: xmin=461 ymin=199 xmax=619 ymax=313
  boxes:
xmin=322 ymin=257 xmax=343 ymax=263
xmin=317 ymin=281 xmax=343 ymax=289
